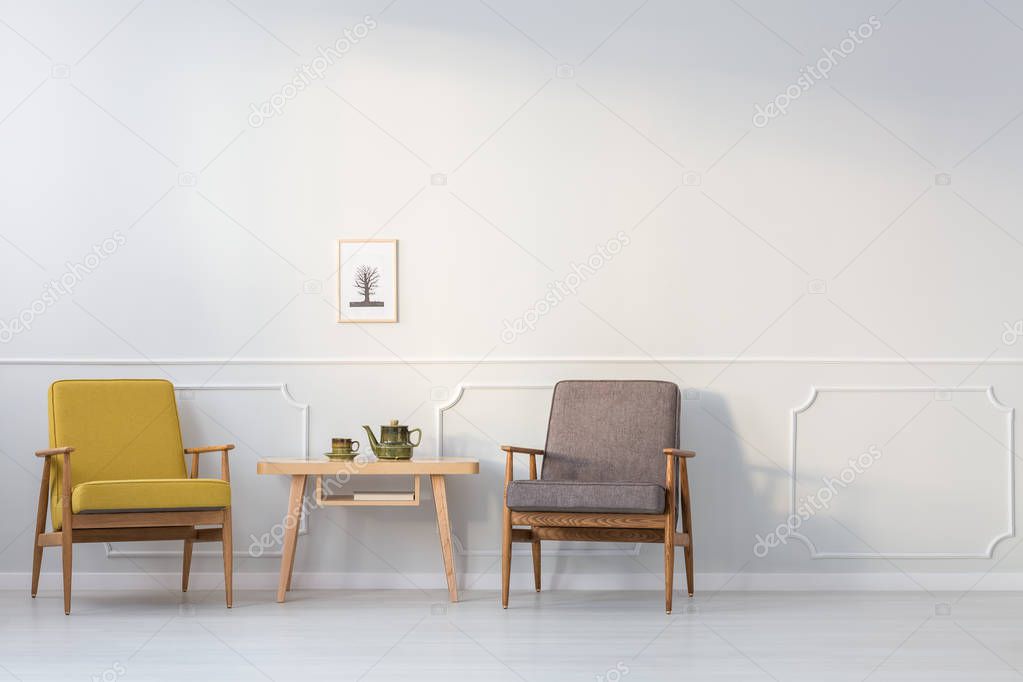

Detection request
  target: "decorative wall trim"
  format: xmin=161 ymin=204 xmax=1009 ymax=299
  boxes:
xmin=438 ymin=383 xmax=642 ymax=557
xmin=4 ymin=355 xmax=1023 ymax=366
xmin=105 ymin=383 xmax=310 ymax=559
xmin=790 ymin=385 xmax=1015 ymax=559
xmin=174 ymin=383 xmax=311 ymax=460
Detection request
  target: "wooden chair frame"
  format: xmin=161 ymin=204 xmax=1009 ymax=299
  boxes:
xmin=501 ymin=445 xmax=696 ymax=613
xmin=31 ymin=443 xmax=235 ymax=615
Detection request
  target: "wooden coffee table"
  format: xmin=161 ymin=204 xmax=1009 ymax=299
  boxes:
xmin=256 ymin=457 xmax=479 ymax=603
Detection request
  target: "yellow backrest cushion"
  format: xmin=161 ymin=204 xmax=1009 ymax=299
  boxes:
xmin=49 ymin=379 xmax=186 ymax=521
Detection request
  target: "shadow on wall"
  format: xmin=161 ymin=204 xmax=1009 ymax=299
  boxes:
xmin=681 ymin=389 xmax=781 ymax=576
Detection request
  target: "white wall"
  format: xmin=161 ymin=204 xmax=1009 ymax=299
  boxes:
xmin=3 ymin=0 xmax=1023 ymax=590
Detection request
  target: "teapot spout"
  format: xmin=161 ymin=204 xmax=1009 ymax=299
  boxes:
xmin=362 ymin=425 xmax=380 ymax=455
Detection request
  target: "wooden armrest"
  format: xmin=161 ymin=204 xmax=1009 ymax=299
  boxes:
xmin=664 ymin=448 xmax=696 ymax=458
xmin=185 ymin=445 xmax=234 ymax=483
xmin=184 ymin=444 xmax=235 ymax=455
xmin=502 ymin=445 xmax=542 ymax=482
xmin=500 ymin=445 xmax=544 ymax=455
xmin=35 ymin=447 xmax=74 ymax=458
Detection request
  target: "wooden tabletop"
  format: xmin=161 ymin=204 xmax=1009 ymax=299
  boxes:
xmin=257 ymin=457 xmax=479 ymax=476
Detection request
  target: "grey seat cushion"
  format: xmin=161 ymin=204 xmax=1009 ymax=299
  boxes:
xmin=506 ymin=479 xmax=666 ymax=514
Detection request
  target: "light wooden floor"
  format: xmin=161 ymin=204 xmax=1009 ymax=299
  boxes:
xmin=3 ymin=589 xmax=1023 ymax=680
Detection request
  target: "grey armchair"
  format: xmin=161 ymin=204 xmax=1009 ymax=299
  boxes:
xmin=501 ymin=380 xmax=695 ymax=613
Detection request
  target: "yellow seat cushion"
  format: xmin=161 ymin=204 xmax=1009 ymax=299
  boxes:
xmin=53 ymin=479 xmax=230 ymax=528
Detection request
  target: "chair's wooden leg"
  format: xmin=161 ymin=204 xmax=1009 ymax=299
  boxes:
xmin=60 ymin=452 xmax=72 ymax=615
xmin=664 ymin=457 xmax=677 ymax=614
xmin=31 ymin=458 xmax=50 ymax=598
xmin=222 ymin=508 xmax=233 ymax=608
xmin=531 ymin=536 xmax=541 ymax=592
xmin=182 ymin=538 xmax=194 ymax=592
xmin=679 ymin=458 xmax=694 ymax=598
xmin=684 ymin=543 xmax=694 ymax=598
xmin=664 ymin=516 xmax=675 ymax=615
xmin=527 ymin=452 xmax=540 ymax=593
xmin=277 ymin=475 xmax=306 ymax=603
xmin=183 ymin=450 xmax=199 ymax=594
xmin=31 ymin=541 xmax=44 ymax=599
xmin=61 ymin=519 xmax=72 ymax=615
xmin=501 ymin=506 xmax=512 ymax=608
xmin=501 ymin=453 xmax=513 ymax=609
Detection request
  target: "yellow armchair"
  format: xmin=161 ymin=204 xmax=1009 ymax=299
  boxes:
xmin=31 ymin=379 xmax=235 ymax=614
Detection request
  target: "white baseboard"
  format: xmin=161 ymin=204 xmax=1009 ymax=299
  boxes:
xmin=7 ymin=571 xmax=1023 ymax=592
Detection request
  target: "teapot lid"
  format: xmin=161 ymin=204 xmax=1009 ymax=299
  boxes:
xmin=387 ymin=419 xmax=400 ymax=426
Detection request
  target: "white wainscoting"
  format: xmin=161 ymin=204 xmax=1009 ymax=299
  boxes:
xmin=790 ymin=386 xmax=1015 ymax=559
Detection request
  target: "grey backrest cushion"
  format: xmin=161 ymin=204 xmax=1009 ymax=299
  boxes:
xmin=541 ymin=380 xmax=680 ymax=485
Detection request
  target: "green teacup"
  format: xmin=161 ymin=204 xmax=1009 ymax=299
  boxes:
xmin=326 ymin=437 xmax=359 ymax=459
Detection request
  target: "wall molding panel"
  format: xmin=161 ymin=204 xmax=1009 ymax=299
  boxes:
xmin=790 ymin=386 xmax=1015 ymax=559
xmin=434 ymin=382 xmax=552 ymax=456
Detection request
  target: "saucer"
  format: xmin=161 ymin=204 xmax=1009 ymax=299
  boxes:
xmin=323 ymin=452 xmax=356 ymax=460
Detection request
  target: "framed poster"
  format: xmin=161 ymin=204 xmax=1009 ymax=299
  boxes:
xmin=337 ymin=239 xmax=398 ymax=323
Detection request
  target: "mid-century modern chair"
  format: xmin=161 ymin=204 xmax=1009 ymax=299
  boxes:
xmin=31 ymin=379 xmax=235 ymax=614
xmin=501 ymin=380 xmax=695 ymax=613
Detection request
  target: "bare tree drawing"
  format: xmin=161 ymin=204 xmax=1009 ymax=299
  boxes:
xmin=350 ymin=265 xmax=384 ymax=307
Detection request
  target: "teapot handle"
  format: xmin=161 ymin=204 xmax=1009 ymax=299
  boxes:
xmin=408 ymin=428 xmax=422 ymax=447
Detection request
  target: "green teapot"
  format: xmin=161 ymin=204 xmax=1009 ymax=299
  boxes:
xmin=362 ymin=419 xmax=422 ymax=460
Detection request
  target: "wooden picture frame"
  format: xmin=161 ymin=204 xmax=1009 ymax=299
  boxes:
xmin=337 ymin=239 xmax=398 ymax=323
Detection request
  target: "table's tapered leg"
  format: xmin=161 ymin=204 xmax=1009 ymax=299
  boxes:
xmin=430 ymin=474 xmax=458 ymax=602
xmin=277 ymin=474 xmax=306 ymax=603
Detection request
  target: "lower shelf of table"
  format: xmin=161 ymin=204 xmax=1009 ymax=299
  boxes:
xmin=314 ymin=474 xmax=421 ymax=507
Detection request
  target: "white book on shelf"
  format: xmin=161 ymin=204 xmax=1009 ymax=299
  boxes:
xmin=352 ymin=490 xmax=415 ymax=501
